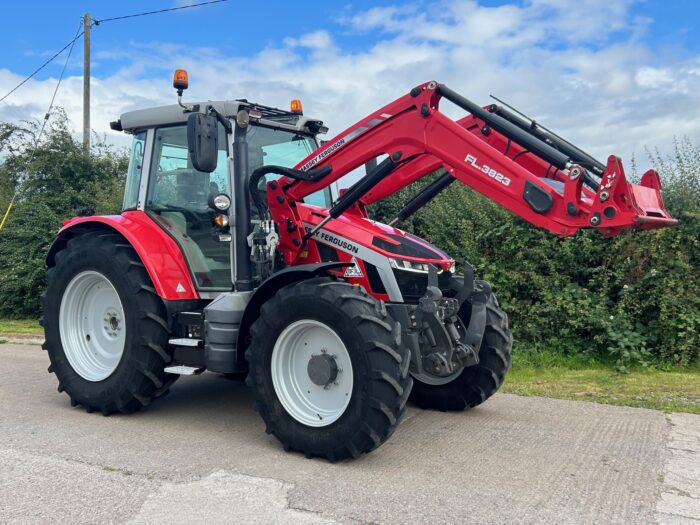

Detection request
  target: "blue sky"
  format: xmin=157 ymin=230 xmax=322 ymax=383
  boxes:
xmin=4 ymin=1 xmax=700 ymax=79
xmin=1 ymin=0 xmax=699 ymax=170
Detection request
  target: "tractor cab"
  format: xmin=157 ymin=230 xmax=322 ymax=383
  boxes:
xmin=114 ymin=84 xmax=331 ymax=292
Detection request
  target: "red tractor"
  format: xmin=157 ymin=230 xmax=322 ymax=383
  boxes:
xmin=42 ymin=72 xmax=675 ymax=460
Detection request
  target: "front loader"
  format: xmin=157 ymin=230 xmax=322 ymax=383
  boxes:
xmin=41 ymin=73 xmax=675 ymax=460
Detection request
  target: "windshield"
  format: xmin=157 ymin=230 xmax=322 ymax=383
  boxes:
xmin=247 ymin=125 xmax=331 ymax=209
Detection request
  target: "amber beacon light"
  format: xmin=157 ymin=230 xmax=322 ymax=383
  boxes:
xmin=173 ymin=69 xmax=189 ymax=93
xmin=290 ymin=99 xmax=303 ymax=114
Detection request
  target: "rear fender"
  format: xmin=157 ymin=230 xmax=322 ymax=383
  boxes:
xmin=46 ymin=211 xmax=200 ymax=300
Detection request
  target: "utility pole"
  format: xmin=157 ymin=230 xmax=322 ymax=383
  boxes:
xmin=82 ymin=12 xmax=90 ymax=151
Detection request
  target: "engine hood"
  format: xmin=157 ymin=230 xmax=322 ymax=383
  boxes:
xmin=298 ymin=204 xmax=454 ymax=272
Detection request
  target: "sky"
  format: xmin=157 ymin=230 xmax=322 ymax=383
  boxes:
xmin=1 ymin=0 xmax=699 ymax=174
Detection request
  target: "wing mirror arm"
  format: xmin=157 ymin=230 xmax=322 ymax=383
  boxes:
xmin=206 ymin=105 xmax=232 ymax=134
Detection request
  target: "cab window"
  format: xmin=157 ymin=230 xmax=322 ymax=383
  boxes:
xmin=123 ymin=131 xmax=146 ymax=210
xmin=247 ymin=125 xmax=331 ymax=212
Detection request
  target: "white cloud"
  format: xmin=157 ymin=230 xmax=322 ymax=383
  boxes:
xmin=1 ymin=0 xmax=698 ymax=178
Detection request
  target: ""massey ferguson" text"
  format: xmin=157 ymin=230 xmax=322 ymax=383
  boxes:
xmin=315 ymin=231 xmax=360 ymax=254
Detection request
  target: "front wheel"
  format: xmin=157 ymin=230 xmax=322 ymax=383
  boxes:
xmin=409 ymin=277 xmax=513 ymax=411
xmin=246 ymin=277 xmax=412 ymax=461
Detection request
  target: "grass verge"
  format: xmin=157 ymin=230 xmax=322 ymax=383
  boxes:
xmin=0 ymin=319 xmax=42 ymax=337
xmin=503 ymin=349 xmax=700 ymax=414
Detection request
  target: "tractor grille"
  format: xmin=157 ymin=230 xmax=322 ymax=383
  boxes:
xmin=392 ymin=268 xmax=452 ymax=302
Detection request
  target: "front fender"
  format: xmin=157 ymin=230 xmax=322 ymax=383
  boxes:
xmin=47 ymin=211 xmax=200 ymax=300
xmin=236 ymin=262 xmax=351 ymax=359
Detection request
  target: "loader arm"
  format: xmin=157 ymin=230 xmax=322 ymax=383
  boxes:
xmin=263 ymin=81 xmax=675 ymax=261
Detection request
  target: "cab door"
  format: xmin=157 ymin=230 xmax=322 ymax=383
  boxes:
xmin=145 ymin=123 xmax=232 ymax=290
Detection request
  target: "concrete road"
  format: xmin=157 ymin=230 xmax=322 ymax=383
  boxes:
xmin=0 ymin=343 xmax=698 ymax=524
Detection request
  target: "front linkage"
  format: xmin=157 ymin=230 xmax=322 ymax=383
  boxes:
xmin=389 ymin=264 xmax=485 ymax=380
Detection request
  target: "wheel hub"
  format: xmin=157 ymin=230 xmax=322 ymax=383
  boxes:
xmin=270 ymin=319 xmax=354 ymax=427
xmin=103 ymin=309 xmax=122 ymax=338
xmin=307 ymin=353 xmax=339 ymax=386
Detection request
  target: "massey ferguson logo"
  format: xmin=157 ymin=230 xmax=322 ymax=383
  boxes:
xmin=299 ymin=114 xmax=391 ymax=172
xmin=464 ymin=153 xmax=511 ymax=187
xmin=300 ymin=138 xmax=346 ymax=171
xmin=314 ymin=231 xmax=360 ymax=254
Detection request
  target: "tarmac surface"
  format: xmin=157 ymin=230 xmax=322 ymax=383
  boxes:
xmin=0 ymin=342 xmax=698 ymax=524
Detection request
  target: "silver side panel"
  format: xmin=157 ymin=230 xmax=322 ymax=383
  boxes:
xmin=308 ymin=226 xmax=403 ymax=302
xmin=203 ymin=291 xmax=252 ymax=373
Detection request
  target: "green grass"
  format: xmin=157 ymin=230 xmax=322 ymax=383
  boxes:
xmin=0 ymin=318 xmax=42 ymax=336
xmin=503 ymin=349 xmax=700 ymax=414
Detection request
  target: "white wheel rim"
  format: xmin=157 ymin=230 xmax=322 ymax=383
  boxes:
xmin=59 ymin=271 xmax=126 ymax=382
xmin=271 ymin=319 xmax=353 ymax=427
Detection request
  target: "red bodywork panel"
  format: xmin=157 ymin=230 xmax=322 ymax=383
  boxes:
xmin=269 ymin=81 xmax=676 ymax=268
xmin=58 ymin=211 xmax=200 ymax=300
xmin=280 ymin=202 xmax=454 ymax=301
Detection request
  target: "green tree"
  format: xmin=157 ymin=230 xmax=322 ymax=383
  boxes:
xmin=0 ymin=109 xmax=127 ymax=318
xmin=370 ymin=138 xmax=700 ymax=367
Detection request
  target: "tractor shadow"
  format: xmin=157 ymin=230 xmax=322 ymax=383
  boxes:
xmin=147 ymin=373 xmax=254 ymax=417
xmin=138 ymin=371 xmax=486 ymax=464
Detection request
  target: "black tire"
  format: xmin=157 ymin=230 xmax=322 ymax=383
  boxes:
xmin=409 ymin=276 xmax=512 ymax=411
xmin=41 ymin=230 xmax=177 ymax=415
xmin=246 ymin=277 xmax=412 ymax=461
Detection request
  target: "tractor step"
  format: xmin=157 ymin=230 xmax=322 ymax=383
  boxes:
xmin=164 ymin=365 xmax=204 ymax=375
xmin=168 ymin=338 xmax=202 ymax=347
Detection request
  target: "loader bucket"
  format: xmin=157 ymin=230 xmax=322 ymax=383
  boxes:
xmin=597 ymin=159 xmax=677 ymax=236
xmin=630 ymin=174 xmax=676 ymax=229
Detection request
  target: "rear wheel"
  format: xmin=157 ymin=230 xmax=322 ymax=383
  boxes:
xmin=42 ymin=231 xmax=177 ymax=415
xmin=409 ymin=276 xmax=512 ymax=411
xmin=246 ymin=277 xmax=412 ymax=461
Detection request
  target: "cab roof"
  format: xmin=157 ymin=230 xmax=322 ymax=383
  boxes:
xmin=112 ymin=99 xmax=326 ymax=135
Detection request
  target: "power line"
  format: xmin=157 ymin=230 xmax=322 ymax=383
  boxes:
xmin=38 ymin=22 xmax=82 ymax=139
xmin=94 ymin=0 xmax=227 ymax=24
xmin=0 ymin=22 xmax=82 ymax=232
xmin=0 ymin=30 xmax=84 ymax=104
xmin=0 ymin=1 xmax=226 ymax=105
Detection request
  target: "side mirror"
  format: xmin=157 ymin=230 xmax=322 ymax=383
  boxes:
xmin=187 ymin=113 xmax=218 ymax=173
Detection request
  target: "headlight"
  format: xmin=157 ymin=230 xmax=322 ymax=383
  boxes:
xmin=389 ymin=258 xmax=431 ymax=273
xmin=209 ymin=193 xmax=231 ymax=211
xmin=389 ymin=258 xmax=455 ymax=274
